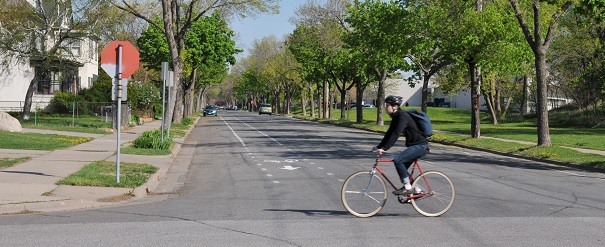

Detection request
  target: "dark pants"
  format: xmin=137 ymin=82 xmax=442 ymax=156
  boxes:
xmin=393 ymin=144 xmax=430 ymax=184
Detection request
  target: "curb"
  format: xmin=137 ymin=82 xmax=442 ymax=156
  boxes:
xmin=430 ymin=139 xmax=605 ymax=173
xmin=131 ymin=116 xmax=199 ymax=199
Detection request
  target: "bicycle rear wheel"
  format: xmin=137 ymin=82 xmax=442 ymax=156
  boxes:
xmin=410 ymin=171 xmax=455 ymax=217
xmin=341 ymin=170 xmax=387 ymax=218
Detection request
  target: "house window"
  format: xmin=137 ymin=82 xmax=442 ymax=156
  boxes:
xmin=35 ymin=70 xmax=76 ymax=95
xmin=51 ymin=71 xmax=61 ymax=93
xmin=71 ymin=40 xmax=81 ymax=57
xmin=89 ymin=39 xmax=98 ymax=60
xmin=62 ymin=39 xmax=81 ymax=57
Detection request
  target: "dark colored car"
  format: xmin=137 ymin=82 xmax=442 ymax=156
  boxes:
xmin=203 ymin=105 xmax=218 ymax=116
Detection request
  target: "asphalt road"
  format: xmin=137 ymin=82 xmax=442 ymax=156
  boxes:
xmin=1 ymin=110 xmax=605 ymax=246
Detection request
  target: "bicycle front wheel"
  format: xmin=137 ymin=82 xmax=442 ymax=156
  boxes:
xmin=341 ymin=171 xmax=387 ymax=218
xmin=411 ymin=171 xmax=455 ymax=217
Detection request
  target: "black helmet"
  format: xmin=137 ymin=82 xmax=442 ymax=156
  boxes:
xmin=384 ymin=95 xmax=403 ymax=106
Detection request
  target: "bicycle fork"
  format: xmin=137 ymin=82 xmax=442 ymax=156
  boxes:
xmin=362 ymin=168 xmax=387 ymax=204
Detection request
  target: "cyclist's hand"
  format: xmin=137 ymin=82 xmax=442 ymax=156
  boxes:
xmin=372 ymin=147 xmax=385 ymax=154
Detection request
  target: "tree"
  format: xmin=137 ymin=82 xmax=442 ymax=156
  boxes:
xmin=292 ymin=0 xmax=353 ymax=120
xmin=113 ymin=0 xmax=278 ymax=124
xmin=508 ymin=0 xmax=574 ymax=146
xmin=551 ymin=3 xmax=605 ymax=112
xmin=393 ymin=0 xmax=457 ymax=113
xmin=344 ymin=0 xmax=407 ymax=125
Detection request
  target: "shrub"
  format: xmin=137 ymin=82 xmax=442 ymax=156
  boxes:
xmin=132 ymin=129 xmax=172 ymax=150
xmin=128 ymin=81 xmax=161 ymax=117
xmin=153 ymin=103 xmax=163 ymax=119
xmin=181 ymin=117 xmax=193 ymax=126
xmin=49 ymin=92 xmax=84 ymax=114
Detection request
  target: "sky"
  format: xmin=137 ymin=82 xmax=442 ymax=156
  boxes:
xmin=228 ymin=1 xmax=307 ymax=59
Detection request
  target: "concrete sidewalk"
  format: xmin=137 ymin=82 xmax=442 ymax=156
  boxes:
xmin=0 ymin=120 xmax=187 ymax=215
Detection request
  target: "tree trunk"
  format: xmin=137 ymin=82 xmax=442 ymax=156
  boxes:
xmin=22 ymin=77 xmax=37 ymax=121
xmin=535 ymin=50 xmax=552 ymax=146
xmin=162 ymin=0 xmax=183 ymax=125
xmin=323 ymin=80 xmax=329 ymax=119
xmin=520 ymin=76 xmax=528 ymax=118
xmin=309 ymin=84 xmax=315 ymax=118
xmin=421 ymin=73 xmax=431 ymax=113
xmin=469 ymin=61 xmax=481 ymax=138
xmin=376 ymin=71 xmax=386 ymax=126
xmin=183 ymin=69 xmax=196 ymax=117
xmin=355 ymin=77 xmax=364 ymax=124
xmin=301 ymin=88 xmax=307 ymax=117
xmin=484 ymin=93 xmax=498 ymax=125
xmin=339 ymin=88 xmax=347 ymax=120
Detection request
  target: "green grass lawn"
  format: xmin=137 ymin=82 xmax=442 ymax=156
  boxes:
xmin=18 ymin=114 xmax=113 ymax=134
xmin=0 ymin=157 xmax=31 ymax=169
xmin=0 ymin=131 xmax=93 ymax=150
xmin=56 ymin=160 xmax=158 ymax=188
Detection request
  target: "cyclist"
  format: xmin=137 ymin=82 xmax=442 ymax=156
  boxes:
xmin=372 ymin=95 xmax=430 ymax=196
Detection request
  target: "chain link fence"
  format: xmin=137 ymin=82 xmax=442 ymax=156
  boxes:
xmin=1 ymin=101 xmax=127 ymax=129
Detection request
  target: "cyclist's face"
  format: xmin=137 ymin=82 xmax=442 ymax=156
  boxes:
xmin=386 ymin=104 xmax=398 ymax=115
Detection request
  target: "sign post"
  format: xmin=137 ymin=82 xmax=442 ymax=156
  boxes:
xmin=101 ymin=41 xmax=139 ymax=183
xmin=161 ymin=62 xmax=168 ymax=142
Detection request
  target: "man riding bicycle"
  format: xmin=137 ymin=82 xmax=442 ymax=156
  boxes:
xmin=373 ymin=95 xmax=430 ymax=196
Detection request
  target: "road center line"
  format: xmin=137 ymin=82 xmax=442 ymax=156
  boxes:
xmin=233 ymin=117 xmax=283 ymax=146
xmin=220 ymin=116 xmax=246 ymax=147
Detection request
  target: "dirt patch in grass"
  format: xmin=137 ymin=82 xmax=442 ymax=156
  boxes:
xmin=97 ymin=193 xmax=135 ymax=202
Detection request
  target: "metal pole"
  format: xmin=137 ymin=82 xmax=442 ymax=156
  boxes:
xmin=116 ymin=44 xmax=123 ymax=184
xmin=161 ymin=62 xmax=168 ymax=142
xmin=72 ymin=102 xmax=75 ymax=127
xmin=167 ymin=71 xmax=173 ymax=137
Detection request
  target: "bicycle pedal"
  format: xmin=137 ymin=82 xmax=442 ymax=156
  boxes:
xmin=397 ymin=196 xmax=411 ymax=204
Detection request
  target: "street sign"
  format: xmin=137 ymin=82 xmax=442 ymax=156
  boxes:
xmin=100 ymin=41 xmax=140 ymax=184
xmin=101 ymin=41 xmax=140 ymax=78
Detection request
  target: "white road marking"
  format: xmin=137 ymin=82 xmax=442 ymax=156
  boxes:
xmin=557 ymin=170 xmax=586 ymax=177
xmin=220 ymin=116 xmax=245 ymax=147
xmin=327 ymin=173 xmax=334 ymax=176
xmin=267 ymin=174 xmax=273 ymax=177
xmin=233 ymin=117 xmax=284 ymax=146
xmin=280 ymin=166 xmax=301 ymax=171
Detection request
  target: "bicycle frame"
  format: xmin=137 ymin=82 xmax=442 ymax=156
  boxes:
xmin=372 ymin=158 xmax=432 ymax=199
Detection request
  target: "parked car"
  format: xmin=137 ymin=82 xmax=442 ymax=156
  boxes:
xmin=259 ymin=103 xmax=272 ymax=115
xmin=363 ymin=104 xmax=376 ymax=108
xmin=203 ymin=105 xmax=218 ymax=116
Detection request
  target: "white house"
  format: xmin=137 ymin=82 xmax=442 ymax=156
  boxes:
xmin=390 ymin=77 xmax=571 ymax=113
xmin=389 ymin=78 xmax=484 ymax=110
xmin=0 ymin=0 xmax=98 ymax=111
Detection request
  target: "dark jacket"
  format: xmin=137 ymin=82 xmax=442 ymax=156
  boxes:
xmin=377 ymin=109 xmax=428 ymax=151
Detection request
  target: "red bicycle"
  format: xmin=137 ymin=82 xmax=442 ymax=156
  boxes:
xmin=341 ymin=154 xmax=455 ymax=217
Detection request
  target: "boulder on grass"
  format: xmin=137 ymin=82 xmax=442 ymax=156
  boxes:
xmin=0 ymin=112 xmax=22 ymax=132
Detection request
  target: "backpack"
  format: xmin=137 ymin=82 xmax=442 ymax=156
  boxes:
xmin=407 ymin=109 xmax=433 ymax=137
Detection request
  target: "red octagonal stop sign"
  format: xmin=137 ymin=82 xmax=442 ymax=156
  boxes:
xmin=101 ymin=41 xmax=140 ymax=78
